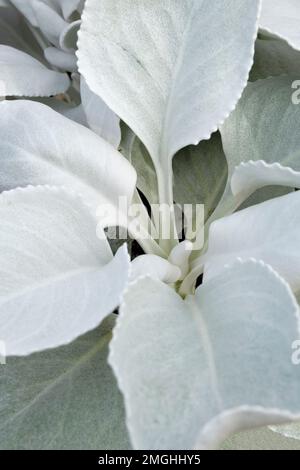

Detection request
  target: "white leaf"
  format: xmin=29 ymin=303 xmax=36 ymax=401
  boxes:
xmin=81 ymin=77 xmax=121 ymax=148
xmin=0 ymin=45 xmax=70 ymax=96
xmin=221 ymin=76 xmax=300 ymax=178
xmin=231 ymin=160 xmax=300 ymax=201
xmin=204 ymin=191 xmax=300 ymax=293
xmin=209 ymin=75 xmax=300 ymax=221
xmin=130 ymin=255 xmax=181 ymax=284
xmin=260 ymin=0 xmax=300 ymax=51
xmin=9 ymin=0 xmax=38 ymax=27
xmin=78 ymin=0 xmax=259 ymax=171
xmin=110 ymin=260 xmax=300 ymax=449
xmin=0 ymin=100 xmax=136 ymax=222
xmin=44 ymin=46 xmax=77 ymax=72
xmin=0 ymin=186 xmax=130 ymax=356
xmin=31 ymin=0 xmax=67 ymax=47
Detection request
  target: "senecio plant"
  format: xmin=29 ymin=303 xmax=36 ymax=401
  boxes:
xmin=2 ymin=0 xmax=300 ymax=451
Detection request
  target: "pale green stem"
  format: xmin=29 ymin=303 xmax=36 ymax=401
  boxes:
xmin=156 ymin=163 xmax=179 ymax=254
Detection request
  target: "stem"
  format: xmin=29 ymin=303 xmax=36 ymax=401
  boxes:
xmin=127 ymin=223 xmax=167 ymax=258
xmin=156 ymin=162 xmax=178 ymax=254
xmin=179 ymin=259 xmax=204 ymax=297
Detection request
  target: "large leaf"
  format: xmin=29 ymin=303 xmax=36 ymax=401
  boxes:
xmin=78 ymin=0 xmax=259 ymax=175
xmin=110 ymin=260 xmax=300 ymax=450
xmin=173 ymin=132 xmax=227 ymax=222
xmin=0 ymin=45 xmax=70 ymax=96
xmin=211 ymin=75 xmax=300 ymax=219
xmin=221 ymin=76 xmax=300 ymax=176
xmin=203 ymin=191 xmax=300 ymax=293
xmin=0 ymin=315 xmax=130 ymax=450
xmin=0 ymin=100 xmax=136 ymax=220
xmin=259 ymin=0 xmax=300 ymax=51
xmin=0 ymin=186 xmax=130 ymax=356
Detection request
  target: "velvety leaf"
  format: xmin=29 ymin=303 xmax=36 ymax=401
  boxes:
xmin=0 ymin=100 xmax=136 ymax=220
xmin=110 ymin=260 xmax=300 ymax=449
xmin=78 ymin=0 xmax=259 ymax=173
xmin=260 ymin=0 xmax=300 ymax=51
xmin=173 ymin=132 xmax=227 ymax=222
xmin=250 ymin=36 xmax=300 ymax=81
xmin=0 ymin=186 xmax=130 ymax=356
xmin=81 ymin=77 xmax=121 ymax=147
xmin=212 ymin=75 xmax=300 ymax=219
xmin=0 ymin=45 xmax=70 ymax=96
xmin=204 ymin=191 xmax=300 ymax=293
xmin=0 ymin=315 xmax=130 ymax=450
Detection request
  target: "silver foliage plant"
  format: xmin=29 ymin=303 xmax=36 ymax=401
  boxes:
xmin=1 ymin=0 xmax=300 ymax=450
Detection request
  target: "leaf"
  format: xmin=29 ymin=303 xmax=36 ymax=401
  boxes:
xmin=231 ymin=161 xmax=300 ymax=202
xmin=0 ymin=45 xmax=70 ymax=96
xmin=212 ymin=75 xmax=300 ymax=219
xmin=0 ymin=314 xmax=130 ymax=450
xmin=9 ymin=0 xmax=38 ymax=27
xmin=203 ymin=191 xmax=300 ymax=293
xmin=81 ymin=77 xmax=121 ymax=148
xmin=173 ymin=132 xmax=228 ymax=222
xmin=0 ymin=7 xmax=44 ymax=61
xmin=0 ymin=186 xmax=130 ymax=356
xmin=30 ymin=0 xmax=67 ymax=47
xmin=130 ymin=254 xmax=181 ymax=284
xmin=78 ymin=0 xmax=259 ymax=173
xmin=0 ymin=100 xmax=136 ymax=221
xmin=250 ymin=36 xmax=300 ymax=81
xmin=110 ymin=260 xmax=300 ymax=450
xmin=44 ymin=47 xmax=77 ymax=72
xmin=270 ymin=423 xmax=300 ymax=442
xmin=259 ymin=0 xmax=300 ymax=51
xmin=221 ymin=76 xmax=300 ymax=175
xmin=59 ymin=19 xmax=81 ymax=51
xmin=60 ymin=0 xmax=85 ymax=20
